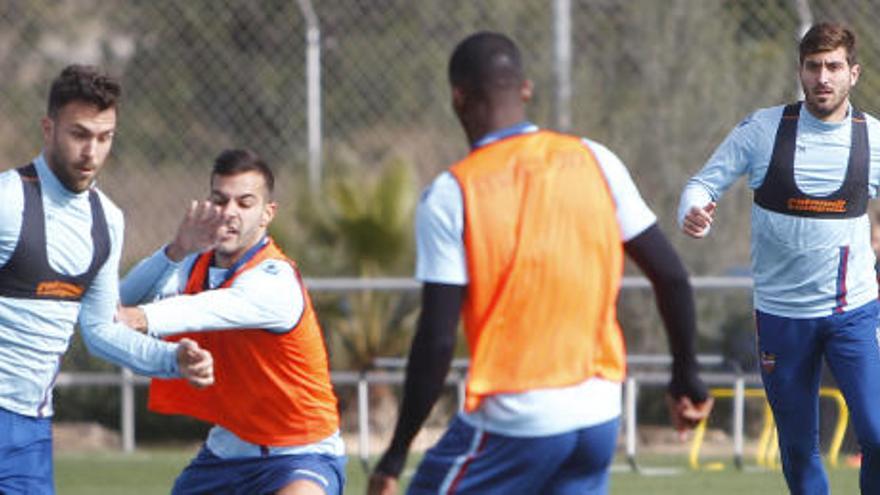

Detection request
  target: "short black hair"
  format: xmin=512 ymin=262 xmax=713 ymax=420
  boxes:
xmin=448 ymin=31 xmax=524 ymax=96
xmin=212 ymin=148 xmax=275 ymax=196
xmin=47 ymin=64 xmax=121 ymax=118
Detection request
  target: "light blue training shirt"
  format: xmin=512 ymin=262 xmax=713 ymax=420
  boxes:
xmin=0 ymin=155 xmax=179 ymax=418
xmin=678 ymin=103 xmax=880 ymax=318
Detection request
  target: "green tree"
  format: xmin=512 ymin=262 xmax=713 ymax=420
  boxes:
xmin=275 ymin=156 xmax=420 ymax=370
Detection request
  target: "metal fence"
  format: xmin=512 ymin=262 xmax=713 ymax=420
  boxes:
xmin=55 ymin=277 xmax=761 ymax=460
xmin=3 ymin=0 xmax=880 ymax=268
xmin=0 ymin=0 xmax=873 ymax=466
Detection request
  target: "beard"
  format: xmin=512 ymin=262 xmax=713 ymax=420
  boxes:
xmin=803 ymin=86 xmax=849 ymax=120
xmin=47 ymin=141 xmax=94 ymax=193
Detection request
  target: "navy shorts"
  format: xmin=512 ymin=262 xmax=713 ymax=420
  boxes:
xmin=171 ymin=445 xmax=346 ymax=495
xmin=408 ymin=415 xmax=619 ymax=495
xmin=757 ymin=299 xmax=880 ymax=494
xmin=0 ymin=407 xmax=54 ymax=495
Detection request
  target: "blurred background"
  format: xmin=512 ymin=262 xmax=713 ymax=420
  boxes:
xmin=0 ymin=0 xmax=875 ymax=470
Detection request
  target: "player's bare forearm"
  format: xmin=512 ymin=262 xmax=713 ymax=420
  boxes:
xmin=116 ymin=305 xmax=148 ymax=333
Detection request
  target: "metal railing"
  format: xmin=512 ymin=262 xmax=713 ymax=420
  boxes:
xmin=55 ymin=276 xmax=759 ymax=468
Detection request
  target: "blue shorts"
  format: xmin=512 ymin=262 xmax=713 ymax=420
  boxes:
xmin=0 ymin=407 xmax=54 ymax=495
xmin=408 ymin=415 xmax=619 ymax=495
xmin=171 ymin=445 xmax=346 ymax=495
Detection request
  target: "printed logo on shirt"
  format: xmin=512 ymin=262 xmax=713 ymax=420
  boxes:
xmin=419 ymin=183 xmax=434 ymax=203
xmin=736 ymin=113 xmax=755 ymax=128
xmin=36 ymin=280 xmax=84 ymax=299
xmin=786 ymin=198 xmax=847 ymax=214
xmin=262 ymin=262 xmax=280 ymax=275
xmin=760 ymin=352 xmax=776 ymax=374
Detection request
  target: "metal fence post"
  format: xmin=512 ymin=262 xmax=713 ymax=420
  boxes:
xmin=794 ymin=0 xmax=813 ymax=100
xmin=553 ymin=0 xmax=572 ymax=132
xmin=296 ymin=0 xmax=322 ymax=195
xmin=733 ymin=377 xmax=745 ymax=469
xmin=625 ymin=376 xmax=638 ymax=471
xmin=121 ymin=368 xmax=135 ymax=453
xmin=358 ymin=374 xmax=370 ymax=472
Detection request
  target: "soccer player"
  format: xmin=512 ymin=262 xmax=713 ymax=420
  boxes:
xmin=0 ymin=64 xmax=214 ymax=495
xmin=679 ymin=22 xmax=880 ymax=494
xmin=117 ymin=149 xmax=346 ymax=495
xmin=368 ymin=32 xmax=713 ymax=495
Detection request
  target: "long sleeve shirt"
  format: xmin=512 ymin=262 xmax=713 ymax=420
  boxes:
xmin=0 ymin=155 xmax=179 ymax=418
xmin=678 ymin=103 xmax=880 ymax=317
xmin=120 ymin=246 xmax=344 ymax=458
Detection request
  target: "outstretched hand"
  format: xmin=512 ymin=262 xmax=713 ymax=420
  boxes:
xmin=681 ymin=202 xmax=716 ymax=239
xmin=367 ymin=472 xmax=399 ymax=495
xmin=165 ymin=200 xmax=226 ymax=262
xmin=176 ymin=338 xmax=214 ymax=388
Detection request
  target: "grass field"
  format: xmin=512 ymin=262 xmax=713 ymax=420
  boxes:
xmin=55 ymin=448 xmax=860 ymax=494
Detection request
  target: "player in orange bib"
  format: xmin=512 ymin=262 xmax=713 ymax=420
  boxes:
xmin=368 ymin=32 xmax=713 ymax=495
xmin=118 ymin=149 xmax=345 ymax=495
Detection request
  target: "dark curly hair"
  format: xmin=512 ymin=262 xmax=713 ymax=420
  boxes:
xmin=47 ymin=64 xmax=121 ymax=118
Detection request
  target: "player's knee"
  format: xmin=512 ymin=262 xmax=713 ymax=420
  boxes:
xmin=780 ymin=439 xmax=821 ymax=461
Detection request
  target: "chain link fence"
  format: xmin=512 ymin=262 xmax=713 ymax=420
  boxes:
xmin=2 ymin=0 xmax=879 ymax=267
xmin=1 ymin=0 xmax=878 ymax=448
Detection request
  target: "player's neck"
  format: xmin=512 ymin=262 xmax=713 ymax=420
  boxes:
xmin=468 ymin=108 xmax=528 ymax=146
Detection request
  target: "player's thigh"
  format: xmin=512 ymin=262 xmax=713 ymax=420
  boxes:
xmin=756 ymin=311 xmax=823 ymax=423
xmin=825 ymin=300 xmax=880 ymax=446
xmin=172 ymin=448 xmax=345 ymax=495
xmin=407 ymin=417 xmax=577 ymax=495
xmin=268 ymin=454 xmax=346 ymax=495
xmin=544 ymin=418 xmax=619 ymax=495
xmin=0 ymin=408 xmax=53 ymax=495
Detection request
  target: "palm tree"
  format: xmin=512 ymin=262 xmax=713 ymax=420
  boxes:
xmin=273 ymin=156 xmax=420 ymax=371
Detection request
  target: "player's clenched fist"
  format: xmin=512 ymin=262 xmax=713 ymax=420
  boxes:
xmin=681 ymin=202 xmax=716 ymax=239
xmin=176 ymin=338 xmax=214 ymax=388
xmin=367 ymin=472 xmax=398 ymax=495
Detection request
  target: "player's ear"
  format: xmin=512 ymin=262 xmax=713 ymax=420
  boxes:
xmin=850 ymin=62 xmax=861 ymax=86
xmin=261 ymin=200 xmax=277 ymax=228
xmin=520 ymin=79 xmax=534 ymax=103
xmin=451 ymin=86 xmax=468 ymax=114
xmin=41 ymin=116 xmax=54 ymax=144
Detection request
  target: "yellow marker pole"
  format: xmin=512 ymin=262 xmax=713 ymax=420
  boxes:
xmin=819 ymin=387 xmax=849 ymax=468
xmin=756 ymin=401 xmax=775 ymax=468
xmin=689 ymin=417 xmax=709 ymax=470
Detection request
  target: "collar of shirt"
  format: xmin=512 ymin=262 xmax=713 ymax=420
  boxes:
xmin=472 ymin=121 xmax=539 ymax=149
xmin=799 ymin=101 xmax=852 ymax=133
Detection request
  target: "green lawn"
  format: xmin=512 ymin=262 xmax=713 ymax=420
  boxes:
xmin=55 ymin=449 xmax=860 ymax=494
